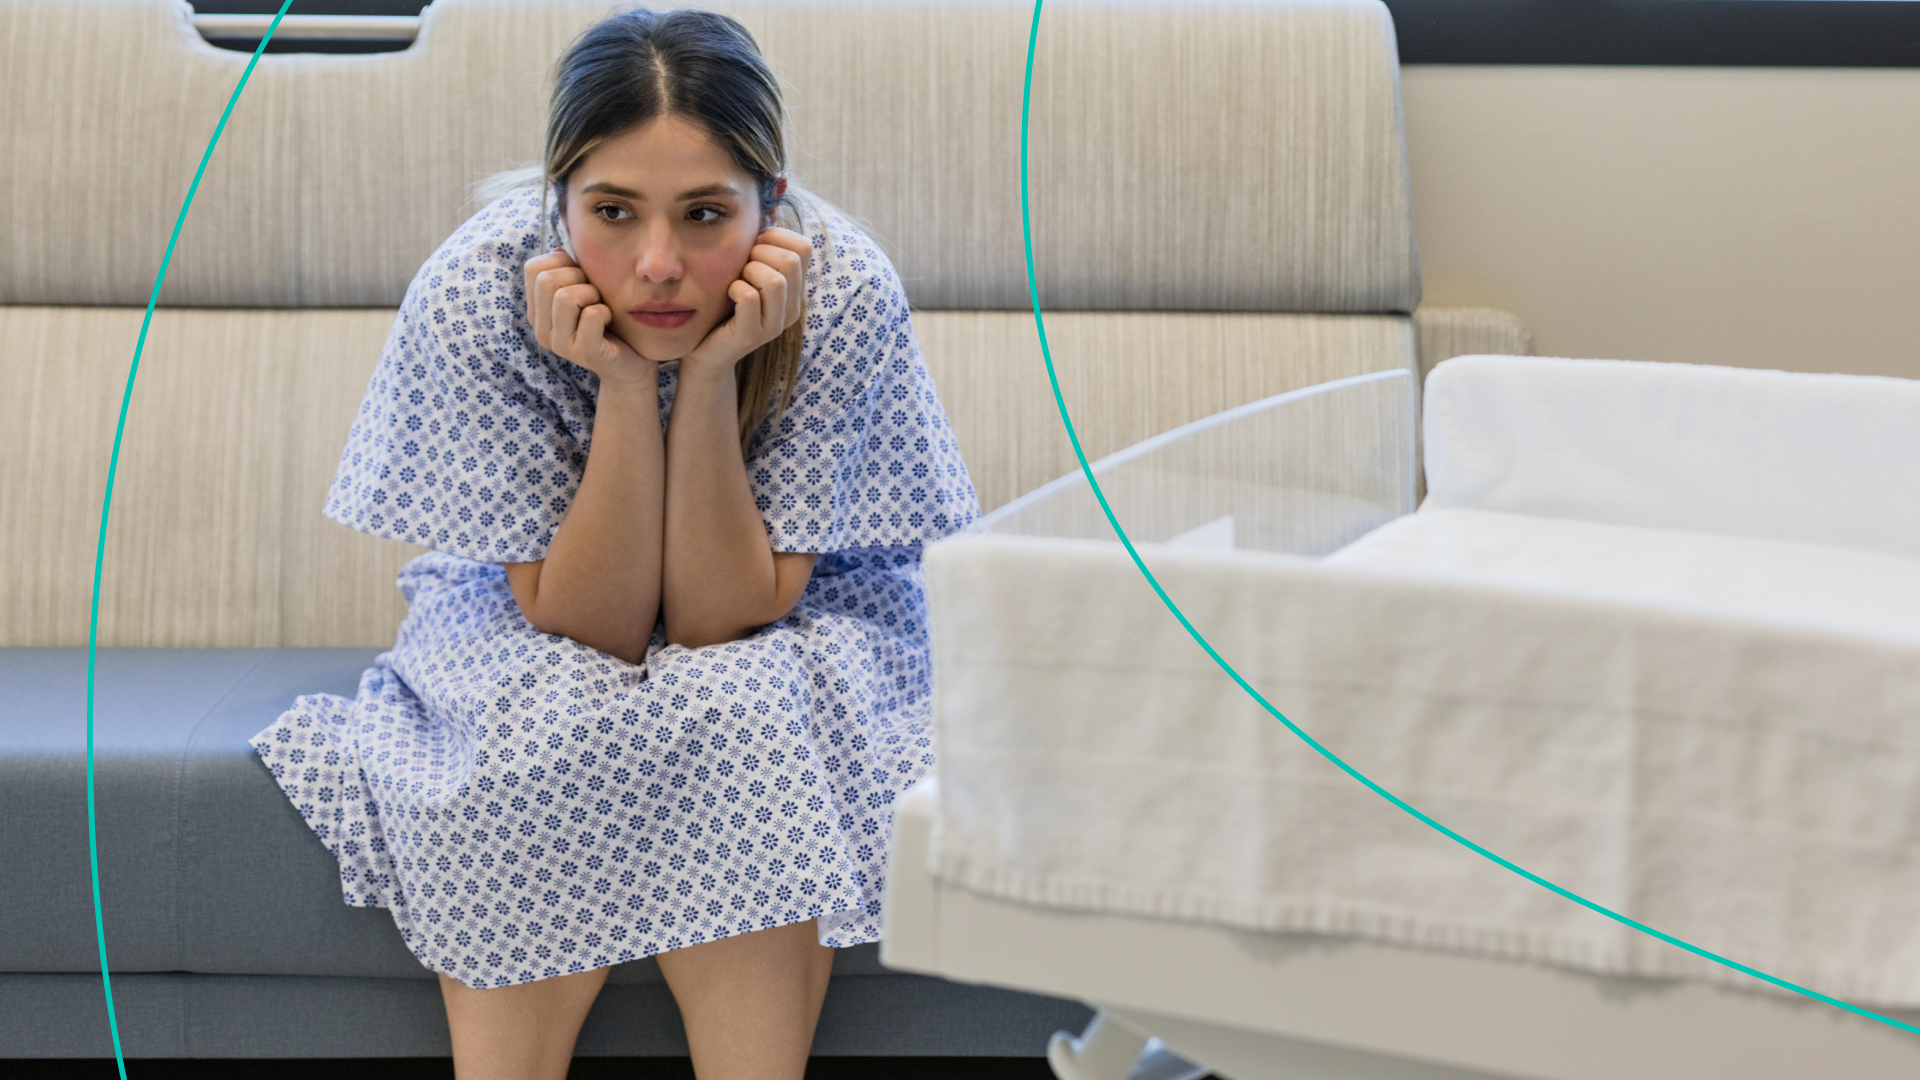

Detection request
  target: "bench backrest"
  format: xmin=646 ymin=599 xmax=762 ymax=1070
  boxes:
xmin=0 ymin=0 xmax=1421 ymax=645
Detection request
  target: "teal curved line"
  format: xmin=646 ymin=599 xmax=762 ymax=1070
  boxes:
xmin=85 ymin=5 xmax=295 ymax=1074
xmin=1015 ymin=0 xmax=1920 ymax=1040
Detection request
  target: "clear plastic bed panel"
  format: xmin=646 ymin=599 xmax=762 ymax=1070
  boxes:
xmin=982 ymin=369 xmax=1416 ymax=556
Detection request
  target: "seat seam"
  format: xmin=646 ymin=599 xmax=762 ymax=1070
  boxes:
xmin=171 ymin=648 xmax=274 ymax=988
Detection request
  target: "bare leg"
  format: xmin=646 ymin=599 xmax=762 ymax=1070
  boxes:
xmin=438 ymin=965 xmax=611 ymax=1080
xmin=656 ymin=919 xmax=837 ymax=1080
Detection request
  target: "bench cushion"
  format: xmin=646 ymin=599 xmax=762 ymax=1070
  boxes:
xmin=0 ymin=646 xmax=889 ymax=984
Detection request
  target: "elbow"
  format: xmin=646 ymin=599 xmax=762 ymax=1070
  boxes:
xmin=663 ymin=613 xmax=768 ymax=652
xmin=513 ymin=596 xmax=653 ymax=666
xmin=662 ymin=553 xmax=816 ymax=651
xmin=505 ymin=559 xmax=653 ymax=664
xmin=664 ymin=595 xmax=798 ymax=652
xmin=531 ymin=609 xmax=652 ymax=666
xmin=663 ymin=625 xmax=727 ymax=651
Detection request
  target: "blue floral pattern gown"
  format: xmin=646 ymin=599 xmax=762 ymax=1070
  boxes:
xmin=250 ymin=184 xmax=979 ymax=990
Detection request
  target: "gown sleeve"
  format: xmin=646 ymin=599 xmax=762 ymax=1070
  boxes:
xmin=322 ymin=187 xmax=597 ymax=564
xmin=744 ymin=245 xmax=979 ymax=554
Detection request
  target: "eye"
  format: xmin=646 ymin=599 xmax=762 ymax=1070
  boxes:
xmin=688 ymin=205 xmax=728 ymax=225
xmin=593 ymin=203 xmax=631 ymax=223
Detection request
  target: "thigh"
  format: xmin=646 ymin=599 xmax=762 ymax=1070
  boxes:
xmin=656 ymin=922 xmax=835 ymax=1080
xmin=439 ymin=966 xmax=612 ymax=1080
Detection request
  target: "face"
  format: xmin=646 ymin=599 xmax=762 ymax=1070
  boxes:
xmin=561 ymin=114 xmax=776 ymax=363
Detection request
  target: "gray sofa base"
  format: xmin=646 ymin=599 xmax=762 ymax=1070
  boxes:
xmin=1 ymin=647 xmax=1090 ymax=1057
xmin=2 ymin=970 xmax=1091 ymax=1058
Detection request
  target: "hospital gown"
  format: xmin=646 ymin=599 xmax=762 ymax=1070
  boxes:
xmin=249 ymin=184 xmax=978 ymax=990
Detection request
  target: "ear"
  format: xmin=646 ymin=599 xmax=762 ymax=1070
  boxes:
xmin=764 ymin=175 xmax=789 ymax=226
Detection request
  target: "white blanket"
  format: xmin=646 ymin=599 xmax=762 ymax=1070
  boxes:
xmin=924 ymin=523 xmax=1920 ymax=1008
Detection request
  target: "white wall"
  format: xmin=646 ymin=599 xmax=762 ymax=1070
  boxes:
xmin=1401 ymin=65 xmax=1920 ymax=380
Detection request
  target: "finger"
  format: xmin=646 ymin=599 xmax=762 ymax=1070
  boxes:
xmin=524 ymin=249 xmax=575 ymax=278
xmin=740 ymin=259 xmax=786 ymax=292
xmin=750 ymin=242 xmax=804 ymax=272
xmin=578 ymin=304 xmax=615 ymax=361
xmin=753 ymin=244 xmax=807 ymax=326
xmin=757 ymin=226 xmax=810 ymax=257
xmin=750 ymin=246 xmax=804 ymax=291
xmin=741 ymin=263 xmax=785 ymax=335
xmin=552 ymin=282 xmax=599 ymax=354
xmin=757 ymin=233 xmax=810 ymax=324
xmin=523 ymin=251 xmax=576 ymax=304
xmin=535 ymin=265 xmax=587 ymax=307
xmin=554 ymin=282 xmax=603 ymax=355
xmin=557 ymin=281 xmax=600 ymax=311
xmin=547 ymin=291 xmax=578 ymax=355
xmin=728 ymin=278 xmax=764 ymax=335
xmin=529 ymin=265 xmax=587 ymax=349
xmin=525 ymin=256 xmax=558 ymax=348
xmin=758 ymin=235 xmax=809 ymax=282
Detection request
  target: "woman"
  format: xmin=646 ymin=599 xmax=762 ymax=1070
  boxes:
xmin=249 ymin=8 xmax=977 ymax=1078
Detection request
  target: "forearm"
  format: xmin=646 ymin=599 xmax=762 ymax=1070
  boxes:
xmin=662 ymin=366 xmax=810 ymax=648
xmin=507 ymin=378 xmax=665 ymax=664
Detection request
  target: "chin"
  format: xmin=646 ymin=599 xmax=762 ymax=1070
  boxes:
xmin=611 ymin=324 xmax=688 ymax=365
xmin=649 ymin=322 xmax=723 ymax=363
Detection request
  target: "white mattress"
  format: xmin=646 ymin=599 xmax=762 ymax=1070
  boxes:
xmin=1331 ymin=506 xmax=1920 ymax=638
xmin=922 ymin=520 xmax=1920 ymax=1010
xmin=1421 ymin=355 xmax=1920 ymax=562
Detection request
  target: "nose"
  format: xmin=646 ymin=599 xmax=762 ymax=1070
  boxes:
xmin=634 ymin=216 xmax=684 ymax=283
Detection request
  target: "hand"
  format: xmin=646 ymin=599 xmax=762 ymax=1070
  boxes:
xmin=681 ymin=227 xmax=812 ymax=378
xmin=524 ymin=249 xmax=655 ymax=387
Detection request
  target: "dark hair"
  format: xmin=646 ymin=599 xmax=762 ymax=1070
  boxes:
xmin=546 ymin=7 xmax=806 ymax=451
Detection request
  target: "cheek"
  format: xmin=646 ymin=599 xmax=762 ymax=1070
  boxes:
xmin=690 ymin=246 xmax=753 ymax=305
xmin=559 ymin=205 xmax=619 ymax=282
xmin=570 ymin=233 xmax=624 ymax=286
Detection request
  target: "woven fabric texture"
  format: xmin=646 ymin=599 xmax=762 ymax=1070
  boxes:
xmin=917 ymin=311 xmax=1417 ymax=513
xmin=1414 ymin=306 xmax=1535 ymax=380
xmin=0 ymin=0 xmax=1418 ymax=312
xmin=0 ymin=306 xmax=1410 ymax=646
xmin=0 ymin=307 xmax=424 ymax=648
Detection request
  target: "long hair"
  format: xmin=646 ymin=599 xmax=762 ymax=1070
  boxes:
xmin=483 ymin=7 xmax=810 ymax=453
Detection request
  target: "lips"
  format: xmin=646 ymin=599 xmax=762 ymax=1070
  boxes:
xmin=632 ymin=305 xmax=695 ymax=330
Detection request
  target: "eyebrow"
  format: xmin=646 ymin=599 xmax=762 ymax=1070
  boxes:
xmin=579 ymin=181 xmax=740 ymax=201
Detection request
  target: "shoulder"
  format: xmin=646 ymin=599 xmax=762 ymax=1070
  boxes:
xmin=404 ymin=185 xmax=548 ymax=327
xmin=392 ymin=185 xmax=573 ymax=400
xmin=791 ymin=187 xmax=910 ymax=328
xmin=437 ymin=184 xmax=549 ymax=277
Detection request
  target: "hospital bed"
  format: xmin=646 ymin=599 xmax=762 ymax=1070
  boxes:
xmin=881 ymin=355 xmax=1920 ymax=1079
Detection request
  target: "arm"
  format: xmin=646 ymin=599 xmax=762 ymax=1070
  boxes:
xmin=662 ymin=231 xmax=818 ymax=649
xmin=662 ymin=361 xmax=818 ymax=648
xmin=505 ymin=250 xmax=666 ymax=665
